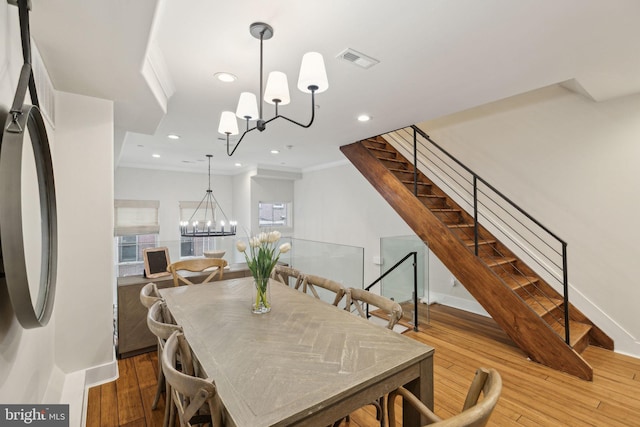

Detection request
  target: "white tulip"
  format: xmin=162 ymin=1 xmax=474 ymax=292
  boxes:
xmin=267 ymin=230 xmax=281 ymax=243
xmin=279 ymin=242 xmax=291 ymax=254
xmin=250 ymin=237 xmax=260 ymax=248
xmin=258 ymin=232 xmax=268 ymax=243
xmin=236 ymin=240 xmax=247 ymax=252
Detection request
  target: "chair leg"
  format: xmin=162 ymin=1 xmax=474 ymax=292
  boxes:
xmin=152 ymin=355 xmax=164 ymax=410
xmin=162 ymin=383 xmax=172 ymax=427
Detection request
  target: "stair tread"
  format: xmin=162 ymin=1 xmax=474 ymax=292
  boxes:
xmin=379 ymin=157 xmax=407 ymax=164
xmin=481 ymin=255 xmax=517 ymax=267
xmin=550 ymin=319 xmax=592 ymax=348
xmin=448 ymin=223 xmax=474 ymax=229
xmin=389 ymin=167 xmax=416 ymax=173
xmin=460 ymin=237 xmax=497 ymax=247
xmin=522 ymin=294 xmax=563 ymax=316
xmin=402 ymin=182 xmax=432 ymax=189
xmin=500 ymin=274 xmax=539 ymax=289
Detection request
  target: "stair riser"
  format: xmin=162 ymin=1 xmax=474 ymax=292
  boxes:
xmin=419 ymin=196 xmax=448 ymax=209
xmin=379 ymin=158 xmax=412 ymax=170
xmin=391 ymin=170 xmax=418 ymax=181
xmin=488 ymin=262 xmax=520 ymax=277
xmin=362 ymin=140 xmax=387 ymax=150
xmin=373 ymin=150 xmax=398 ymax=160
xmin=432 ymin=211 xmax=463 ymax=225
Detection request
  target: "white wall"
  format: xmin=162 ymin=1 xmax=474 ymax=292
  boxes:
xmin=421 ymin=84 xmax=640 ymax=356
xmin=294 ymin=162 xmax=417 ymax=287
xmin=232 ymin=170 xmax=253 ymax=237
xmin=54 ymin=92 xmax=115 ymax=373
xmin=0 ymin=2 xmax=116 ymax=418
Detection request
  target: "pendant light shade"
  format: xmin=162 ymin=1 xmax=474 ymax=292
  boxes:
xmin=235 ymin=92 xmax=259 ymax=120
xmin=264 ymin=71 xmax=290 ymax=105
xmin=297 ymin=52 xmax=328 ymax=94
xmin=218 ymin=111 xmax=239 ymax=135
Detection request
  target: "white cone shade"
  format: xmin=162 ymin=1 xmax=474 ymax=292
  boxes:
xmin=264 ymin=71 xmax=291 ymax=105
xmin=218 ymin=111 xmax=239 ymax=135
xmin=297 ymin=52 xmax=328 ymax=94
xmin=235 ymin=92 xmax=259 ymax=120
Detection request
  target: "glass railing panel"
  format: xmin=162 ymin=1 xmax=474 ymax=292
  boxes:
xmin=380 ymin=235 xmax=429 ymax=323
xmin=283 ymin=238 xmax=364 ymax=305
xmin=115 ymin=237 xmax=365 ymax=307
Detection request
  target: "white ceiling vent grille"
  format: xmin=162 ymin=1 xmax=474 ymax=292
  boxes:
xmin=337 ymin=48 xmax=379 ymax=69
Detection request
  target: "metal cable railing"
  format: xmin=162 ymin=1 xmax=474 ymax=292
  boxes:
xmin=372 ymin=126 xmax=570 ymax=345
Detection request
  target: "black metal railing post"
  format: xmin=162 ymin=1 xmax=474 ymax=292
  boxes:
xmin=563 ymin=242 xmax=570 ymax=345
xmin=412 ymin=251 xmax=418 ymax=331
xmin=473 ymin=176 xmax=479 ymax=256
xmin=413 ymin=127 xmax=418 ymax=197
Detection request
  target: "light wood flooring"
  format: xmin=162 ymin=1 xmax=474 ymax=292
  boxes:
xmin=87 ymin=304 xmax=640 ymax=426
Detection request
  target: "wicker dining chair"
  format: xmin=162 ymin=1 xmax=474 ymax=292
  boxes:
xmin=271 ymin=264 xmax=305 ymax=289
xmin=301 ymin=274 xmax=347 ymax=307
xmin=162 ymin=330 xmax=223 ymax=427
xmin=167 ymin=258 xmax=228 ymax=287
xmin=147 ymin=300 xmax=183 ymax=427
xmin=387 ymin=367 xmax=502 ymax=427
xmin=139 ymin=282 xmax=162 ymax=309
xmin=346 ymin=287 xmax=403 ymax=329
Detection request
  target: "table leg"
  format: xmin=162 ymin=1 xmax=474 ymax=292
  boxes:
xmin=403 ymin=356 xmax=434 ymax=426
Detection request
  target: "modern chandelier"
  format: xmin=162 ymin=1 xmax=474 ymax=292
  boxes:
xmin=179 ymin=155 xmax=236 ymax=237
xmin=217 ymin=22 xmax=329 ymax=156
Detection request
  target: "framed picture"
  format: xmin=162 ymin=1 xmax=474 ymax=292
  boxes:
xmin=143 ymin=247 xmax=171 ymax=279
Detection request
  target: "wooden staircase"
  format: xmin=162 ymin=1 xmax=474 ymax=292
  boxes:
xmin=341 ymin=136 xmax=613 ymax=381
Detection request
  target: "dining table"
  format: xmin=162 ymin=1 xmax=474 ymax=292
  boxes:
xmin=160 ymin=277 xmax=434 ymax=426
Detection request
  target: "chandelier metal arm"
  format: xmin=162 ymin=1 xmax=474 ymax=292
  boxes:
xmin=264 ymin=88 xmax=317 ymax=129
xmin=226 ymin=124 xmax=258 ymax=156
xmin=225 ymin=89 xmax=317 ymax=157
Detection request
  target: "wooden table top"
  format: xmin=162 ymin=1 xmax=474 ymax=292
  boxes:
xmin=161 ymin=277 xmax=434 ymax=426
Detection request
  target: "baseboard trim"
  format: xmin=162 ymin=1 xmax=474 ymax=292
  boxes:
xmin=428 ymin=291 xmax=490 ymax=317
xmin=80 ymin=347 xmax=119 ymax=426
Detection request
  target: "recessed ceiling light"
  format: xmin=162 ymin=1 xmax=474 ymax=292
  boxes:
xmin=152 ymin=153 xmax=161 ymax=158
xmin=357 ymin=114 xmax=371 ymax=122
xmin=270 ymin=150 xmax=280 ymax=154
xmin=167 ymin=134 xmax=180 ymax=140
xmin=215 ymin=72 xmax=237 ymax=83
xmin=234 ymin=162 xmax=242 ymax=167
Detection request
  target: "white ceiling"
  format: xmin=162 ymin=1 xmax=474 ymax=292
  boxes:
xmin=28 ymin=0 xmax=640 ymax=175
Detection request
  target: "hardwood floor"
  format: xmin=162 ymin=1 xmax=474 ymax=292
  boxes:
xmin=87 ymin=304 xmax=640 ymax=426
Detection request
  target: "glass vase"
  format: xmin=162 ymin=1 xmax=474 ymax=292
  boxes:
xmin=252 ymin=276 xmax=271 ymax=314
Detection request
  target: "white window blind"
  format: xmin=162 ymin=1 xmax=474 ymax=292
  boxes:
xmin=179 ymin=200 xmax=216 ymax=226
xmin=114 ymin=200 xmax=160 ymax=236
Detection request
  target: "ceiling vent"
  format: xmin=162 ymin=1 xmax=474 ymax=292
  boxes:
xmin=337 ymin=48 xmax=379 ymax=69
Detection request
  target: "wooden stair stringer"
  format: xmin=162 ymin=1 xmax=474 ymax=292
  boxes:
xmin=341 ymin=141 xmax=594 ymax=381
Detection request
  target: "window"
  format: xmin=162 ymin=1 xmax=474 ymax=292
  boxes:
xmin=259 ymin=201 xmax=292 ymax=228
xmin=115 ymin=234 xmax=158 ymax=276
xmin=114 ymin=200 xmax=160 ymax=276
